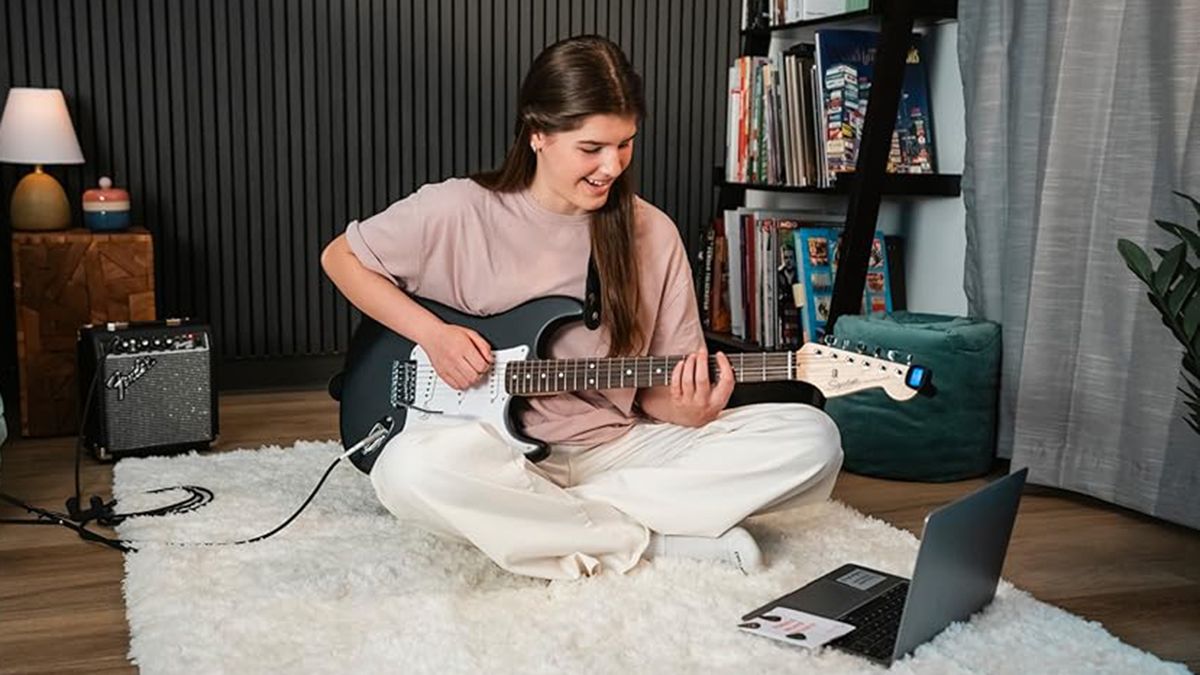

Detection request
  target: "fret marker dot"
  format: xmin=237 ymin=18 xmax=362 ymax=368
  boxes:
xmin=588 ymin=378 xmax=595 ymax=384
xmin=625 ymin=369 xmax=632 ymax=375
xmin=558 ymin=373 xmax=564 ymax=378
xmin=540 ymin=374 xmax=546 ymax=379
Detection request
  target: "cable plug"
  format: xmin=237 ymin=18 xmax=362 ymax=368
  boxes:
xmin=66 ymin=495 xmax=114 ymax=524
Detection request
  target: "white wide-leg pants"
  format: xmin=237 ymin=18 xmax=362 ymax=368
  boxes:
xmin=369 ymin=402 xmax=843 ymax=580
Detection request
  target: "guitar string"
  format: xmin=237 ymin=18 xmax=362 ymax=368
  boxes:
xmin=395 ymin=361 xmax=897 ymax=373
xmin=394 ymin=360 xmax=901 ymax=392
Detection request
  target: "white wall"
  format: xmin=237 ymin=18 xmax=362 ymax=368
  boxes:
xmin=903 ymin=21 xmax=967 ymax=315
xmin=749 ymin=19 xmax=968 ymax=315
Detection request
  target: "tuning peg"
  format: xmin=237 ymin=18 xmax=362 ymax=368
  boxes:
xmin=886 ymin=349 xmax=899 ymax=362
xmin=872 ymin=346 xmax=883 ymax=358
xmin=841 ymin=338 xmax=852 ymax=350
xmin=855 ymin=341 xmax=866 ymax=353
xmin=905 ymin=353 xmax=914 ymax=365
xmin=822 ymin=334 xmax=837 ymax=346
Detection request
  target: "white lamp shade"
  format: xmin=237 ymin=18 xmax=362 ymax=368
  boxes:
xmin=0 ymin=87 xmax=85 ymax=165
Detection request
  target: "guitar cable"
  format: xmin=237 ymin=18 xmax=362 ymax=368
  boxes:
xmin=0 ymin=327 xmax=397 ymax=552
xmin=0 ymin=418 xmax=393 ymax=552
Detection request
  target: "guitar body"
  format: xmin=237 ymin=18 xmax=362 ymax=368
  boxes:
xmin=337 ymin=295 xmax=586 ymax=474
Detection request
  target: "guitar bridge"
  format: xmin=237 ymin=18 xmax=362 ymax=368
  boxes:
xmin=390 ymin=361 xmax=416 ymax=408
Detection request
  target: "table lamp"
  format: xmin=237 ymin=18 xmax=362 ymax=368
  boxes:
xmin=0 ymin=87 xmax=85 ymax=231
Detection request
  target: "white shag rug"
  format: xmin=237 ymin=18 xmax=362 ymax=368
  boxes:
xmin=113 ymin=441 xmax=1188 ymax=675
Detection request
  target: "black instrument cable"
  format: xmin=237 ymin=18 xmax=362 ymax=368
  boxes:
xmin=0 ymin=332 xmax=395 ymax=552
xmin=0 ymin=419 xmax=392 ymax=552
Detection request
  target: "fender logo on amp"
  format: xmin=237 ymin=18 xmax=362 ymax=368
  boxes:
xmin=105 ymin=356 xmax=156 ymax=401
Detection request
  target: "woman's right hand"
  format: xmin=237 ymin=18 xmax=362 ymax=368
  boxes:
xmin=420 ymin=323 xmax=494 ymax=391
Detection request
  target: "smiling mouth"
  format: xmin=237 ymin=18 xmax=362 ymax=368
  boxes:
xmin=583 ymin=177 xmax=611 ymax=188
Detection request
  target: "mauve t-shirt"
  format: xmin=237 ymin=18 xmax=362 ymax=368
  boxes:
xmin=343 ymin=177 xmax=704 ymax=446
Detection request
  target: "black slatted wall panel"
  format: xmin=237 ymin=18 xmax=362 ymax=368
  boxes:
xmin=0 ymin=0 xmax=740 ymax=386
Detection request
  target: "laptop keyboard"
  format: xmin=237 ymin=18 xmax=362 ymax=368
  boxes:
xmin=829 ymin=581 xmax=910 ymax=661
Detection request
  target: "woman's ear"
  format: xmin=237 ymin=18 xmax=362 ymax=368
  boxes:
xmin=530 ymin=131 xmax=546 ymax=153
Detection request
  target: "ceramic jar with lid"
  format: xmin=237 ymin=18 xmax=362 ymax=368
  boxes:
xmin=82 ymin=176 xmax=131 ymax=231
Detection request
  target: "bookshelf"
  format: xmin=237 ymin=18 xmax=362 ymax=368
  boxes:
xmin=741 ymin=0 xmax=956 ymax=40
xmin=706 ymin=0 xmax=960 ymax=352
xmin=716 ymin=168 xmax=961 ymax=197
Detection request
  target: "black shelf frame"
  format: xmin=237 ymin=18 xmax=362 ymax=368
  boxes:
xmin=739 ymin=0 xmax=958 ymax=54
xmin=704 ymin=330 xmax=766 ymax=354
xmin=724 ymin=0 xmax=959 ymax=337
xmin=716 ymin=170 xmax=961 ymax=199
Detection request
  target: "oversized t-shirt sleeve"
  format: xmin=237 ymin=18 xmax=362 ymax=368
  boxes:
xmin=342 ymin=184 xmax=432 ymax=289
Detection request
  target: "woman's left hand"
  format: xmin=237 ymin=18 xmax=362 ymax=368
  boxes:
xmin=666 ymin=349 xmax=735 ymax=427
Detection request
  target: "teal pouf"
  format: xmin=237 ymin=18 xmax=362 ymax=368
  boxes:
xmin=825 ymin=312 xmax=1002 ymax=481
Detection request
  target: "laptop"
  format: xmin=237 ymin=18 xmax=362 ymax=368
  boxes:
xmin=742 ymin=468 xmax=1028 ymax=664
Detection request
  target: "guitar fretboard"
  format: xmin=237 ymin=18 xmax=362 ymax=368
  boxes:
xmin=504 ymin=352 xmax=795 ymax=395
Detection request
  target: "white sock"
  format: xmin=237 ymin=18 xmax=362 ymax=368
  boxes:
xmin=645 ymin=526 xmax=764 ymax=573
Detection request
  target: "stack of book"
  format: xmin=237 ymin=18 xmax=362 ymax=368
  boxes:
xmin=698 ymin=208 xmax=897 ymax=347
xmin=742 ymin=0 xmax=871 ymax=29
xmin=725 ymin=29 xmax=936 ymax=188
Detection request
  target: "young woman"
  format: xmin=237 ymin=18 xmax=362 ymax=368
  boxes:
xmin=321 ymin=35 xmax=842 ymax=580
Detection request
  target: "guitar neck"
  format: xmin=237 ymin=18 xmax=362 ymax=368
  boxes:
xmin=504 ymin=352 xmax=794 ymax=395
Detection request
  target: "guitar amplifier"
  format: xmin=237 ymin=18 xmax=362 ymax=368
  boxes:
xmin=77 ymin=319 xmax=219 ymax=460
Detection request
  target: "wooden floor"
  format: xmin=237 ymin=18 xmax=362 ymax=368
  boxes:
xmin=1 ymin=390 xmax=1197 ymax=673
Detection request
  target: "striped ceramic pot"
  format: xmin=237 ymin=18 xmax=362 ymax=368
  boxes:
xmin=82 ymin=176 xmax=131 ymax=231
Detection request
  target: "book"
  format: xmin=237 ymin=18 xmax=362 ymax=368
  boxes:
xmin=743 ymin=0 xmax=872 ymax=27
xmin=794 ymin=226 xmax=894 ymax=339
xmin=814 ymin=29 xmax=936 ymax=183
xmin=699 ymin=223 xmax=716 ymax=325
xmin=716 ymin=207 xmax=888 ymax=346
xmin=776 ymin=219 xmax=804 ymax=348
xmin=711 ymin=231 xmax=732 ymax=332
xmin=803 ymin=0 xmax=870 ymax=20
xmin=884 ymin=234 xmax=907 ymax=311
xmin=724 ymin=208 xmax=746 ymax=338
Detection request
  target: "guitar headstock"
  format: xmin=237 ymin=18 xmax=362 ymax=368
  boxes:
xmin=794 ymin=340 xmax=931 ymax=401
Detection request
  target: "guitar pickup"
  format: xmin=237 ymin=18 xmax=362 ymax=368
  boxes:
xmin=390 ymin=361 xmax=417 ymax=408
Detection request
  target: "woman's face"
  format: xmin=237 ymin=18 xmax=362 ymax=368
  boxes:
xmin=530 ymin=113 xmax=638 ymax=215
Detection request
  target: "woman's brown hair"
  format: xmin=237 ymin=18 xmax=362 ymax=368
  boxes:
xmin=472 ymin=35 xmax=645 ymax=356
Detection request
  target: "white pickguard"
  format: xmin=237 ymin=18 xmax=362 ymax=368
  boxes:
xmin=403 ymin=344 xmax=538 ymax=455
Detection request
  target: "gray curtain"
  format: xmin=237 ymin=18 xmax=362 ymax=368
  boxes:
xmin=958 ymin=0 xmax=1200 ymax=529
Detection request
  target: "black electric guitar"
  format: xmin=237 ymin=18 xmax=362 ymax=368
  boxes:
xmin=332 ymin=296 xmax=931 ymax=474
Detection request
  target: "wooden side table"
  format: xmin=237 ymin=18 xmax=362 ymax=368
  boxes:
xmin=11 ymin=227 xmax=156 ymax=437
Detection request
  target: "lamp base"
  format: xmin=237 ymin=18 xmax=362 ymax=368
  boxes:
xmin=11 ymin=165 xmax=72 ymax=231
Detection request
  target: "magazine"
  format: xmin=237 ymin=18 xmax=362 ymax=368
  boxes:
xmin=814 ymin=29 xmax=936 ymax=182
xmin=793 ymin=227 xmax=893 ymax=340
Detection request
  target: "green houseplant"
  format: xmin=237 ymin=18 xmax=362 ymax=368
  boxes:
xmin=1118 ymin=191 xmax=1200 ymax=434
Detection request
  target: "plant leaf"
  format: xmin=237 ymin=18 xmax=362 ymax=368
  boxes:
xmin=1185 ymin=386 xmax=1200 ymax=434
xmin=1182 ymin=387 xmax=1200 ymax=429
xmin=1149 ymin=293 xmax=1169 ymax=319
xmin=1185 ymin=297 xmax=1200 ymax=344
xmin=1185 ymin=371 xmax=1200 ymax=390
xmin=1155 ymin=219 xmax=1200 ymax=258
xmin=1118 ymin=239 xmax=1155 ymax=285
xmin=1154 ymin=244 xmax=1187 ymax=294
xmin=1167 ymin=267 xmax=1200 ymax=316
xmin=1173 ymin=190 xmax=1200 ymax=219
